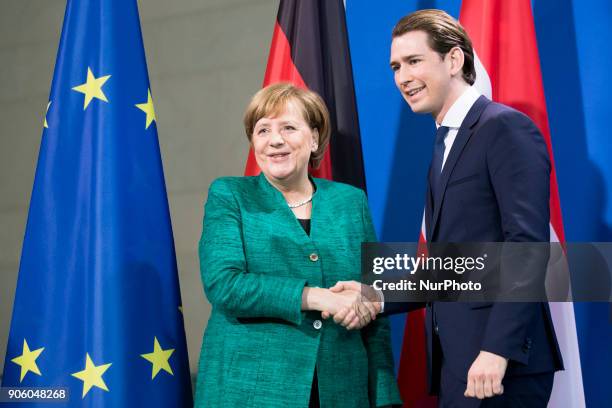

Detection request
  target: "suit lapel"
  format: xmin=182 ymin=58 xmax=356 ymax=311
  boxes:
xmin=430 ymin=96 xmax=490 ymax=239
xmin=256 ymin=172 xmax=318 ymax=242
xmin=425 ymin=163 xmax=434 ymax=242
xmin=257 ymin=173 xmax=287 ymax=213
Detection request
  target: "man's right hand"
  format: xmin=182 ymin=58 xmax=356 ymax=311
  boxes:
xmin=321 ymin=281 xmax=382 ymax=329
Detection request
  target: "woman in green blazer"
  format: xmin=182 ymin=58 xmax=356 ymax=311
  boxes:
xmin=194 ymin=83 xmax=401 ymax=407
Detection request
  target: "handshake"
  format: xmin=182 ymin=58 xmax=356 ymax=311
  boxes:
xmin=303 ymin=281 xmax=383 ymax=330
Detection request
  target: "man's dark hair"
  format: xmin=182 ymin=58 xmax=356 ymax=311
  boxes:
xmin=392 ymin=9 xmax=476 ymax=85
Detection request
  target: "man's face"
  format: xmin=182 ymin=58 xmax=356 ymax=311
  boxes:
xmin=390 ymin=30 xmax=453 ymax=119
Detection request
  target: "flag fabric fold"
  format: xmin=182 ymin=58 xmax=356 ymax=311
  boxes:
xmin=1 ymin=0 xmax=192 ymax=406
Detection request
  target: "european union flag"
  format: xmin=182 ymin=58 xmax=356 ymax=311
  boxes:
xmin=1 ymin=0 xmax=193 ymax=406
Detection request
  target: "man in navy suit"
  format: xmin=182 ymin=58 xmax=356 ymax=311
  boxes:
xmin=330 ymin=9 xmax=563 ymax=407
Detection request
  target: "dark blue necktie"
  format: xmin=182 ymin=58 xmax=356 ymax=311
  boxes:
xmin=430 ymin=126 xmax=449 ymax=204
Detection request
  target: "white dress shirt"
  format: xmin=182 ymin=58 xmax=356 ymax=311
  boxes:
xmin=436 ymin=86 xmax=481 ymax=170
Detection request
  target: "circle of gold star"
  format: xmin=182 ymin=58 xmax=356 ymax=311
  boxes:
xmin=72 ymin=67 xmax=111 ymax=110
xmin=71 ymin=353 xmax=112 ymax=398
xmin=141 ymin=337 xmax=175 ymax=379
xmin=43 ymin=101 xmax=51 ymax=129
xmin=135 ymin=88 xmax=156 ymax=129
xmin=11 ymin=339 xmax=44 ymax=382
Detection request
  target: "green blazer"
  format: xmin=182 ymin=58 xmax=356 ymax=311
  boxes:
xmin=194 ymin=173 xmax=401 ymax=408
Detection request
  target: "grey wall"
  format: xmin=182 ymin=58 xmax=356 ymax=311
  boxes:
xmin=0 ymin=0 xmax=277 ymax=376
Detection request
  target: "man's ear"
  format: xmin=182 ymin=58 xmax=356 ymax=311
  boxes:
xmin=448 ymin=46 xmax=465 ymax=77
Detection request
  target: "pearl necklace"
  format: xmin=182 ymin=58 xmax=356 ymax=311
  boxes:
xmin=287 ymin=195 xmax=313 ymax=208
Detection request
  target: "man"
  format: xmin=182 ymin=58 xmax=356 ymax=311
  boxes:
xmin=330 ymin=9 xmax=563 ymax=407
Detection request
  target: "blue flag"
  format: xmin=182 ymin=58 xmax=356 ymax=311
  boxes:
xmin=1 ymin=0 xmax=193 ymax=406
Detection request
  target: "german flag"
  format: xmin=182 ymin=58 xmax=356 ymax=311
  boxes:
xmin=244 ymin=0 xmax=366 ymax=191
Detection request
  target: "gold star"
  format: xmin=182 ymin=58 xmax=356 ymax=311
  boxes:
xmin=72 ymin=67 xmax=111 ymax=110
xmin=11 ymin=339 xmax=44 ymax=382
xmin=141 ymin=337 xmax=174 ymax=379
xmin=71 ymin=353 xmax=112 ymax=398
xmin=44 ymin=101 xmax=51 ymax=128
xmin=135 ymin=89 xmax=156 ymax=129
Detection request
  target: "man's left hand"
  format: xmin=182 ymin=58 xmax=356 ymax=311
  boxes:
xmin=464 ymin=350 xmax=508 ymax=399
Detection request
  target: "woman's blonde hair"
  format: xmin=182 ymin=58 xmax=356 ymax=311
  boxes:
xmin=243 ymin=83 xmax=330 ymax=169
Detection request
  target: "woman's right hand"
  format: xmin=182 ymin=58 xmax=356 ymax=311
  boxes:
xmin=302 ymin=287 xmax=378 ymax=329
xmin=317 ymin=288 xmax=354 ymax=313
xmin=305 ymin=287 xmax=376 ymax=330
xmin=327 ymin=289 xmax=378 ymax=329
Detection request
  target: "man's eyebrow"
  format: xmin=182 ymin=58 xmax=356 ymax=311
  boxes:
xmin=390 ymin=54 xmax=424 ymax=66
xmin=404 ymin=53 xmax=424 ymax=60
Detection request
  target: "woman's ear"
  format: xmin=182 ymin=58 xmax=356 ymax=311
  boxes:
xmin=312 ymin=129 xmax=319 ymax=152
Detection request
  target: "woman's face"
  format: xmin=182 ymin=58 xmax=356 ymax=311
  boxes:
xmin=251 ymin=101 xmax=317 ymax=185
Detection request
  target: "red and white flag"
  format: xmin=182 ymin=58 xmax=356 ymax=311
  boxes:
xmin=459 ymin=1 xmax=585 ymax=405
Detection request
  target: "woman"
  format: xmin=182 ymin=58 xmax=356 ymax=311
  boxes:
xmin=195 ymin=83 xmax=401 ymax=407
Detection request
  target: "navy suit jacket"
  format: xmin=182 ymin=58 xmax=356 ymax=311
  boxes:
xmin=385 ymin=96 xmax=564 ymax=391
